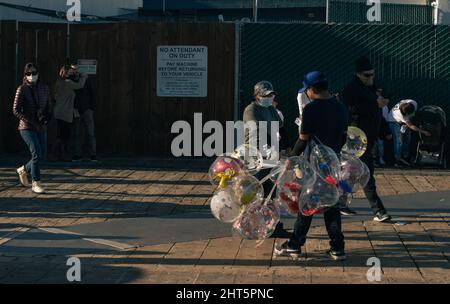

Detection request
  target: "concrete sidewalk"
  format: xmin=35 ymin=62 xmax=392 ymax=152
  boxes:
xmin=0 ymin=160 xmax=449 ymax=284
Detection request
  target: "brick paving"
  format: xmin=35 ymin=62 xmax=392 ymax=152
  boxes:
xmin=0 ymin=160 xmax=449 ymax=284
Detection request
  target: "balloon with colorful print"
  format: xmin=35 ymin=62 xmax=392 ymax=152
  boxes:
xmin=342 ymin=126 xmax=368 ymax=158
xmin=275 ymin=156 xmax=316 ymax=216
xmin=232 ymin=200 xmax=280 ymax=240
xmin=338 ymin=153 xmax=366 ymax=194
xmin=208 ymin=155 xmax=244 ymax=190
xmin=299 ymin=176 xmax=339 ymax=212
xmin=232 ymin=174 xmax=264 ymax=207
xmin=309 ymin=144 xmax=340 ymax=185
xmin=210 ymin=188 xmax=243 ymax=223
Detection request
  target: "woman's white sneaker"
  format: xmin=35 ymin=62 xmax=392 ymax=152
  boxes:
xmin=16 ymin=166 xmax=30 ymax=187
xmin=32 ymin=181 xmax=45 ymax=194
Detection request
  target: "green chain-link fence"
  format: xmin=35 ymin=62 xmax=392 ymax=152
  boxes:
xmin=329 ymin=0 xmax=433 ymax=24
xmin=240 ymin=23 xmax=450 ymax=159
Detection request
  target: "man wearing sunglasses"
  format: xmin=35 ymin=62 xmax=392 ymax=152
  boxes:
xmin=70 ymin=64 xmax=97 ymax=162
xmin=341 ymin=56 xmax=392 ymax=223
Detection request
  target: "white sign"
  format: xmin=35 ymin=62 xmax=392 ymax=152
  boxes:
xmin=77 ymin=59 xmax=97 ymax=75
xmin=157 ymin=46 xmax=208 ymax=97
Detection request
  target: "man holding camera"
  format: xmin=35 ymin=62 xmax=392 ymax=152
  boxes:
xmin=341 ymin=56 xmax=392 ymax=222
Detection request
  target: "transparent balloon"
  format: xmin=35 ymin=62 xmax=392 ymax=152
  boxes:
xmin=261 ymin=144 xmax=280 ymax=161
xmin=232 ymin=200 xmax=280 ymax=240
xmin=354 ymin=161 xmax=370 ymax=192
xmin=309 ymin=144 xmax=340 ymax=185
xmin=210 ymin=188 xmax=243 ymax=223
xmin=208 ymin=155 xmax=245 ymax=190
xmin=231 ymin=144 xmax=264 ymax=175
xmin=274 ymin=156 xmax=316 ymax=216
xmin=342 ymin=126 xmax=368 ymax=158
xmin=269 ymin=165 xmax=284 ymax=183
xmin=338 ymin=153 xmax=366 ymax=194
xmin=299 ymin=176 xmax=339 ymax=212
xmin=232 ymin=174 xmax=264 ymax=207
xmin=276 ymin=181 xmax=301 ymax=216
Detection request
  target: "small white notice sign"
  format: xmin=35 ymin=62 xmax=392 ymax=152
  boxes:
xmin=77 ymin=59 xmax=97 ymax=75
xmin=157 ymin=46 xmax=208 ymax=97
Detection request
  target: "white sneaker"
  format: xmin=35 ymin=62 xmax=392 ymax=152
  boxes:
xmin=32 ymin=181 xmax=45 ymax=194
xmin=16 ymin=166 xmax=30 ymax=187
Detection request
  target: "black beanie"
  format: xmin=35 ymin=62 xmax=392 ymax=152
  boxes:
xmin=355 ymin=56 xmax=374 ymax=72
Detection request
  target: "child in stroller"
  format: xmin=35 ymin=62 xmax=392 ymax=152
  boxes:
xmin=413 ymin=105 xmax=447 ymax=168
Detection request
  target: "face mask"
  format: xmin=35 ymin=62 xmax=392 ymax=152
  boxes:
xmin=259 ymin=97 xmax=273 ymax=107
xmin=27 ymin=75 xmax=39 ymax=83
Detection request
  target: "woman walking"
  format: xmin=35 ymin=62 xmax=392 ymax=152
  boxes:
xmin=13 ymin=63 xmax=51 ymax=194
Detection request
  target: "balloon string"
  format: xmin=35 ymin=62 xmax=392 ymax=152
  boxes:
xmin=255 ymin=239 xmax=265 ymax=248
xmin=263 ymin=166 xmax=287 ymax=206
xmin=258 ymin=167 xmax=282 ymax=184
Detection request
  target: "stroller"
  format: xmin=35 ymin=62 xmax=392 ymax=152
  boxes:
xmin=413 ymin=105 xmax=447 ymax=168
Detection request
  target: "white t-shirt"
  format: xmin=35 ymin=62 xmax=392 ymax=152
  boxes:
xmin=381 ymin=105 xmax=389 ymax=120
xmin=297 ymin=92 xmax=311 ymax=128
xmin=387 ymin=99 xmax=418 ymax=124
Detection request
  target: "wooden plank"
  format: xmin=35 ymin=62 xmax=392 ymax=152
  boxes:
xmin=385 ymin=174 xmax=417 ymax=194
xmin=304 ymin=225 xmax=345 ymax=283
xmin=231 ymin=238 xmax=275 ymax=271
xmin=424 ymin=176 xmax=450 ymax=191
xmin=365 ymin=220 xmax=425 ymax=283
xmin=394 ymin=220 xmax=450 ymax=283
xmin=196 ymin=237 xmax=242 ymax=270
xmin=404 ymin=175 xmax=436 ymax=192
xmin=341 ymin=221 xmax=380 ymax=284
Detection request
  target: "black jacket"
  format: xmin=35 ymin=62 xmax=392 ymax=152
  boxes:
xmin=74 ymin=78 xmax=95 ymax=114
xmin=341 ymin=77 xmax=389 ymax=144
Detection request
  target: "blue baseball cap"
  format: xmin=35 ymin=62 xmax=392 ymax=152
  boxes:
xmin=298 ymin=71 xmax=328 ymax=93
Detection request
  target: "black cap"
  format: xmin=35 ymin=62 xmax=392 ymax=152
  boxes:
xmin=355 ymin=56 xmax=374 ymax=72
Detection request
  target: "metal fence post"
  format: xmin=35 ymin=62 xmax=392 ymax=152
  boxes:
xmin=326 ymin=0 xmax=330 ymax=24
xmin=66 ymin=22 xmax=71 ymax=63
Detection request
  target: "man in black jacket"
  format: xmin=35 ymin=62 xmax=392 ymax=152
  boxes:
xmin=341 ymin=57 xmax=392 ymax=222
xmin=71 ymin=64 xmax=97 ymax=162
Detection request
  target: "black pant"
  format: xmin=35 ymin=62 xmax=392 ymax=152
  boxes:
xmin=289 ymin=207 xmax=344 ymax=251
xmin=360 ymin=142 xmax=387 ymax=215
xmin=56 ymin=119 xmax=72 ymax=145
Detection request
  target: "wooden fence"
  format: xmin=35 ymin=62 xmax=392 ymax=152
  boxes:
xmin=0 ymin=21 xmax=235 ymax=157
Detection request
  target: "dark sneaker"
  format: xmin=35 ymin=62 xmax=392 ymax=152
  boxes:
xmin=340 ymin=207 xmax=357 ymax=216
xmin=274 ymin=241 xmax=302 ymax=258
xmin=90 ymin=156 xmax=98 ymax=162
xmin=328 ymin=249 xmax=346 ymax=261
xmin=373 ymin=211 xmax=392 ymax=222
xmin=72 ymin=156 xmax=82 ymax=162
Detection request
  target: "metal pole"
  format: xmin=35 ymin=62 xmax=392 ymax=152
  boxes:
xmin=163 ymin=0 xmax=166 ymax=14
xmin=254 ymin=0 xmax=258 ymax=23
xmin=433 ymin=0 xmax=440 ymax=25
xmin=66 ymin=22 xmax=70 ymax=63
xmin=326 ymin=0 xmax=329 ymax=24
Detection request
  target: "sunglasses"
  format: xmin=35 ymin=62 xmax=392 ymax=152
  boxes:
xmin=363 ymin=73 xmax=375 ymax=78
xmin=25 ymin=71 xmax=38 ymax=76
